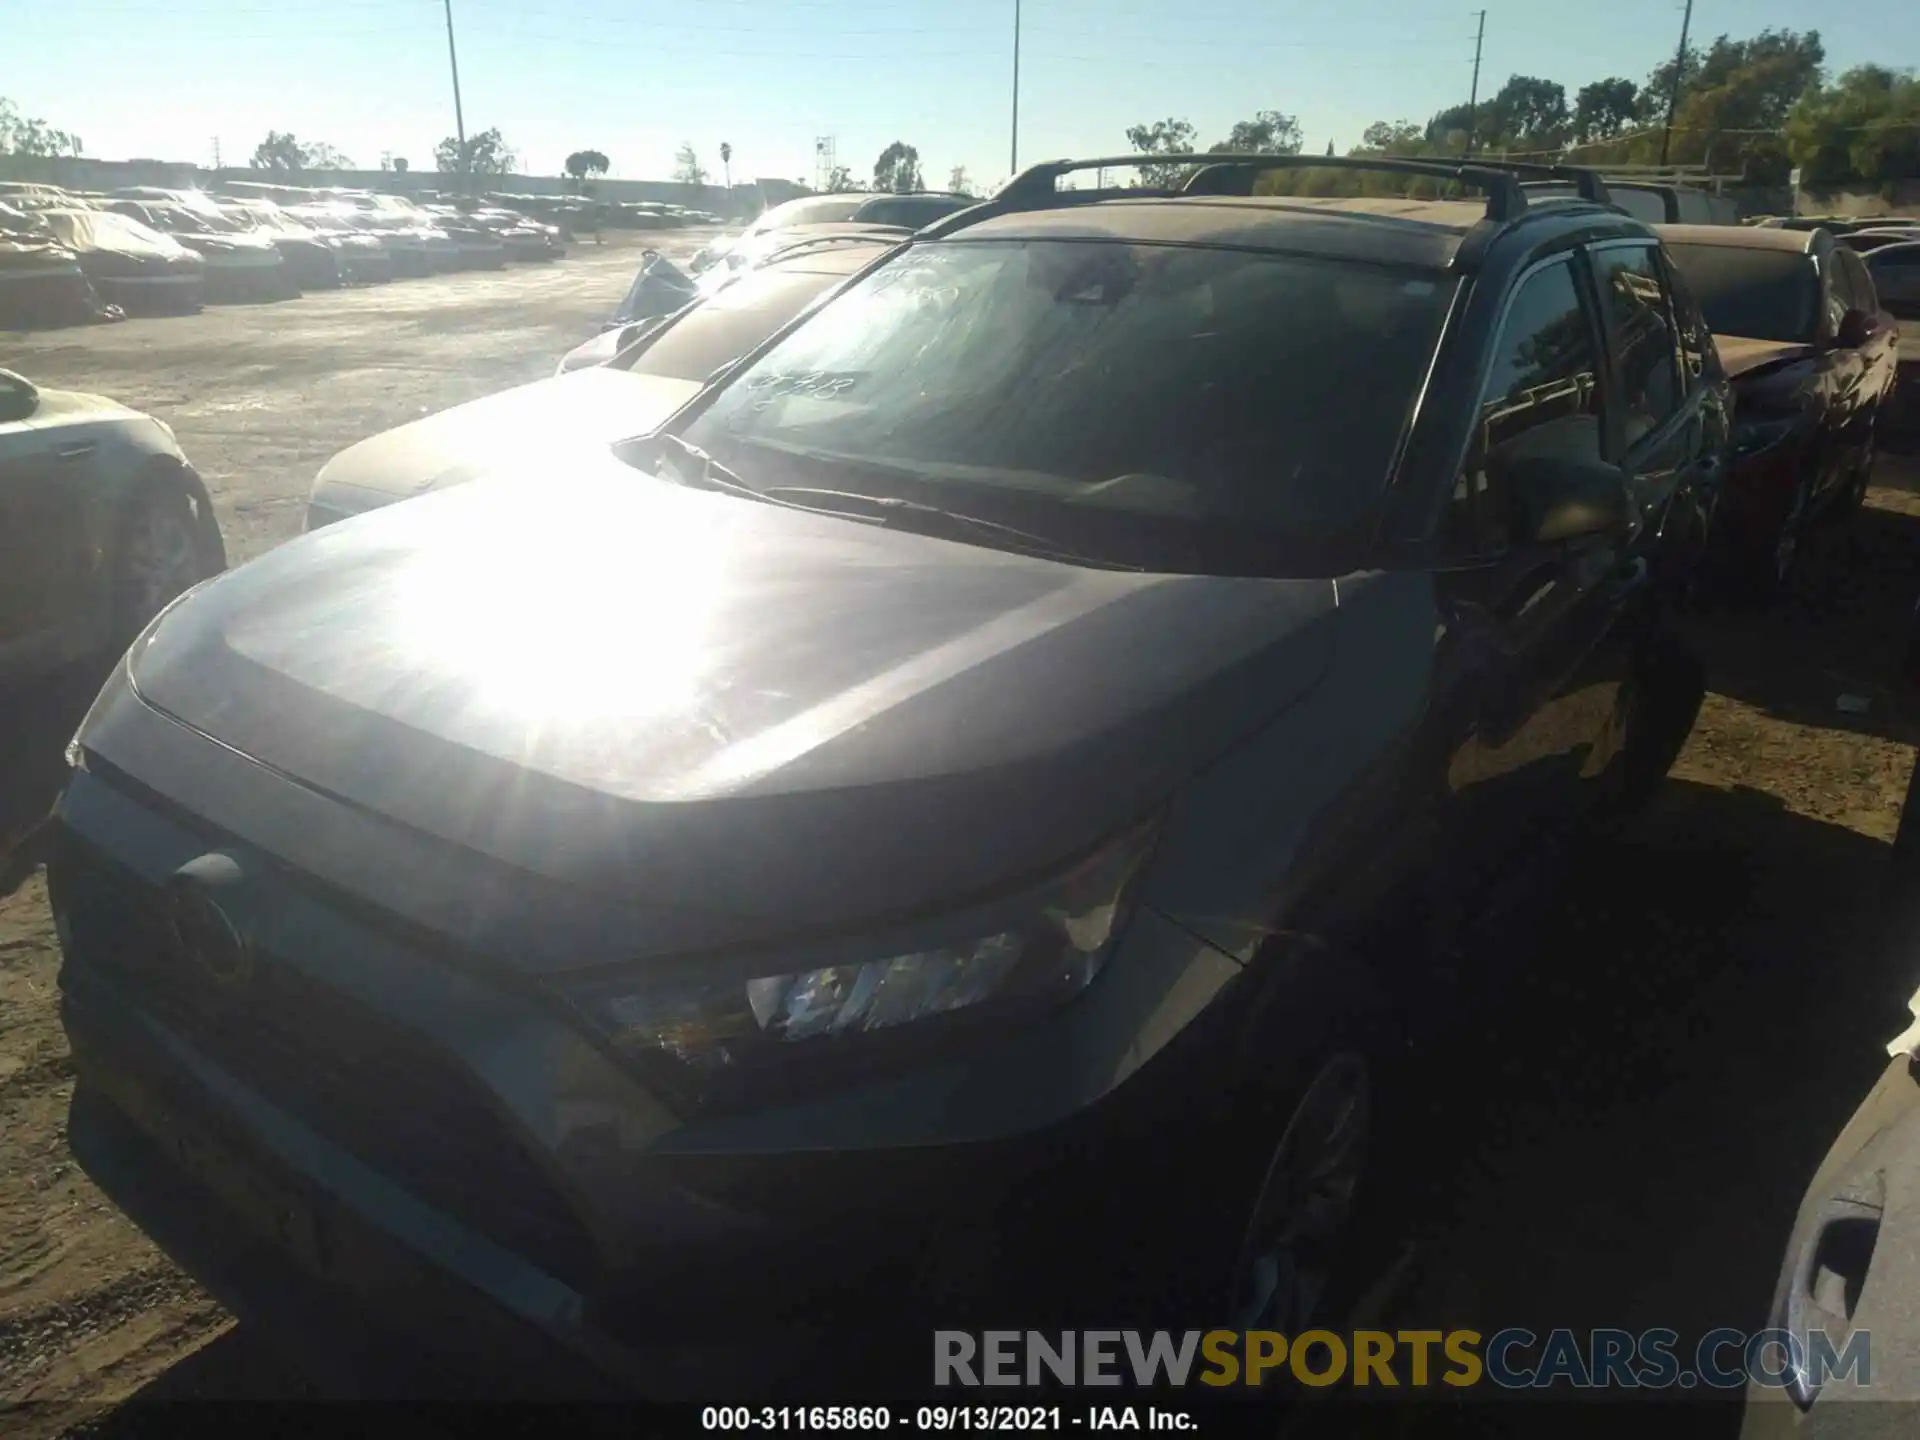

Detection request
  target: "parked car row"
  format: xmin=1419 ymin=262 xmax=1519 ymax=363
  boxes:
xmin=3 ymin=156 xmax=1906 ymax=1401
xmin=0 ymin=180 xmax=569 ymax=328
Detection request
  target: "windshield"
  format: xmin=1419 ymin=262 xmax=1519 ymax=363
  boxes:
xmin=1664 ymin=243 xmax=1821 ymax=344
xmin=624 ymin=261 xmax=861 ymax=382
xmin=676 ymin=239 xmax=1451 ymax=573
xmin=750 ymin=195 xmax=866 ymax=235
xmin=850 ymin=194 xmax=975 ymax=228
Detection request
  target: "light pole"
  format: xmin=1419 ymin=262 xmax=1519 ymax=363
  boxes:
xmin=1009 ymin=0 xmax=1021 ymax=175
xmin=442 ymin=0 xmax=468 ymax=192
xmin=1659 ymin=0 xmax=1695 ymax=169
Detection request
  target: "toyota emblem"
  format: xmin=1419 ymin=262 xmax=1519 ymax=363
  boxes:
xmin=163 ymin=854 xmax=252 ymax=991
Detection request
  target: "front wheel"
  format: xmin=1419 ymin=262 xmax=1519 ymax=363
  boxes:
xmin=113 ymin=476 xmax=215 ymax=642
xmin=1227 ymin=1050 xmax=1373 ymax=1332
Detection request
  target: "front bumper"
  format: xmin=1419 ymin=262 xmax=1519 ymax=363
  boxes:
xmin=50 ymin=730 xmax=1253 ymax=1397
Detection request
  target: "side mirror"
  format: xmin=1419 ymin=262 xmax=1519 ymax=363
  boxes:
xmin=1837 ymin=307 xmax=1874 ymax=350
xmin=1507 ymin=453 xmax=1633 ymax=546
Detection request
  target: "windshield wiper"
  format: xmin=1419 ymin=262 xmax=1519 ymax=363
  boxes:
xmin=760 ymin=486 xmax=1143 ymax=570
xmin=647 ymin=435 xmax=881 ymax=523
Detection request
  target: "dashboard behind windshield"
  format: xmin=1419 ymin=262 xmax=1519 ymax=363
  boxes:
xmin=676 ymin=238 xmax=1452 ymax=573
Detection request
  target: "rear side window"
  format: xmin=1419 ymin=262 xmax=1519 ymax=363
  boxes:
xmin=1452 ymin=258 xmax=1603 ymax=554
xmin=627 ymin=265 xmax=845 ymax=382
xmin=1663 ymin=243 xmax=1821 ymax=345
xmin=1592 ymin=245 xmax=1683 ymax=443
xmin=1836 ymin=248 xmax=1878 ymax=314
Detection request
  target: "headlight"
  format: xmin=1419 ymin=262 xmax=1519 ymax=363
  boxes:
xmin=555 ymin=822 xmax=1158 ymax=1110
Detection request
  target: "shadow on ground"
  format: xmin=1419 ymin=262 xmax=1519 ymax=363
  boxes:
xmin=1 ymin=660 xmax=111 ymax=900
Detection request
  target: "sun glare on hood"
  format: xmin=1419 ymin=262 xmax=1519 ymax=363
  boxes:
xmin=384 ymin=482 xmax=731 ymax=728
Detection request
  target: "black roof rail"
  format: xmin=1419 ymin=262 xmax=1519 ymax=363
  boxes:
xmin=1467 ymin=159 xmax=1613 ymax=207
xmin=976 ymin=153 xmax=1532 ymax=222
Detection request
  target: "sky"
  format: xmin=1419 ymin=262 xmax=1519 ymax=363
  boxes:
xmin=7 ymin=0 xmax=1912 ymax=193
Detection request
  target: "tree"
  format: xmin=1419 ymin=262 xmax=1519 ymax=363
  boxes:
xmin=434 ymin=127 xmax=515 ymax=179
xmin=1210 ymin=110 xmax=1303 ymax=155
xmin=1488 ymin=75 xmax=1570 ymax=149
xmin=303 ymin=141 xmax=352 ymax=171
xmin=673 ymin=142 xmax=709 ymax=187
xmin=393 ymin=157 xmax=410 ymax=175
xmin=565 ymin=149 xmax=610 ymax=182
xmin=1788 ymin=64 xmax=1920 ymax=189
xmin=0 ymin=98 xmax=82 ymax=157
xmin=719 ymin=141 xmax=733 ymax=190
xmin=1643 ymin=28 xmax=1824 ymax=128
xmin=872 ymin=141 xmax=923 ymax=193
xmin=947 ymin=163 xmax=974 ymax=196
xmin=1572 ymin=79 xmax=1640 ymax=143
xmin=1358 ymin=120 xmax=1427 ymax=155
xmin=1124 ymin=117 xmax=1198 ymax=187
xmin=825 ymin=165 xmax=860 ymax=193
xmin=250 ymin=130 xmax=308 ymax=172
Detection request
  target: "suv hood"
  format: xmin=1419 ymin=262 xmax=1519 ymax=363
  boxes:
xmin=309 ymin=366 xmax=703 ymax=518
xmin=130 ymin=459 xmax=1336 ymax=934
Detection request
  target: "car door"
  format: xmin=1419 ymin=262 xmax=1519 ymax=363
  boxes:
xmin=0 ymin=376 xmax=97 ymax=688
xmin=1430 ymin=253 xmax=1638 ymax=895
xmin=1817 ymin=243 xmax=1870 ymax=501
xmin=1589 ymin=240 xmax=1724 ymax=606
xmin=1837 ymin=245 xmax=1899 ymax=422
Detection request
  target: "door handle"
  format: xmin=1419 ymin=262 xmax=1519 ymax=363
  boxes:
xmin=54 ymin=441 xmax=98 ymax=462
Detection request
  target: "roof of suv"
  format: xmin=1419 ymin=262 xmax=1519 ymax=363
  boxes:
xmin=1655 ymin=223 xmax=1822 ymax=254
xmin=945 ymin=193 xmax=1560 ymax=270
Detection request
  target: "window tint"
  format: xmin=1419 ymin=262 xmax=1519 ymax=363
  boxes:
xmin=1837 ymin=249 xmax=1878 ymax=313
xmin=1594 ymin=246 xmax=1683 ymax=443
xmin=1663 ymin=243 xmax=1821 ymax=344
xmin=1452 ymin=259 xmax=1602 ymax=554
xmin=1871 ymin=248 xmax=1920 ymax=269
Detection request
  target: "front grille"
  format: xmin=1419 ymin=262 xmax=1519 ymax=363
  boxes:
xmin=60 ymin=839 xmax=599 ymax=1291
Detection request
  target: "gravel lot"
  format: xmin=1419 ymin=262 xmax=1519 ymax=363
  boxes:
xmin=2 ymin=239 xmax=1919 ymax=1429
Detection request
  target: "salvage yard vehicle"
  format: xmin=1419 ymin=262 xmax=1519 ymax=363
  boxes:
xmin=0 ymin=367 xmax=225 ymax=693
xmin=35 ymin=208 xmax=206 ymax=314
xmin=1864 ymin=240 xmax=1920 ymax=321
xmin=1659 ymin=223 xmax=1900 ymax=598
xmin=690 ymin=192 xmax=873 ymax=272
xmin=0 ymin=212 xmax=100 ymax=328
xmin=52 ymin=156 xmax=1724 ymax=1398
xmin=104 ymin=200 xmax=296 ymax=302
xmin=459 ymin=206 xmax=565 ymax=262
xmin=210 ymin=198 xmax=344 ymax=289
xmin=277 ymin=205 xmax=396 ymax=284
xmin=306 ymin=232 xmax=906 ymax=527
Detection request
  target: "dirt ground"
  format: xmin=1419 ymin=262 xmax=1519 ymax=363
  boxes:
xmin=2 ymin=246 xmax=1919 ymax=1428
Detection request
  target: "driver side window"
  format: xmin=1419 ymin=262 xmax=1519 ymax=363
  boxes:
xmin=1449 ymin=258 xmax=1604 ymax=556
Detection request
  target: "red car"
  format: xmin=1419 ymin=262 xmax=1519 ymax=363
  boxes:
xmin=1659 ymin=223 xmax=1900 ymax=599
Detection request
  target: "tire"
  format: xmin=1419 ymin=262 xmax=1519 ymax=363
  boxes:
xmin=1740 ymin=472 xmax=1813 ymax=609
xmin=1608 ymin=627 xmax=1708 ymax=817
xmin=111 ymin=472 xmax=216 ymax=644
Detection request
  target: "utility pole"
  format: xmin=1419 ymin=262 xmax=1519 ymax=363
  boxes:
xmin=1659 ymin=0 xmax=1694 ymax=168
xmin=211 ymin=137 xmax=221 ymax=171
xmin=1010 ymin=0 xmax=1021 ymax=175
xmin=1464 ymin=10 xmax=1487 ymax=157
xmin=442 ymin=0 xmax=469 ymax=192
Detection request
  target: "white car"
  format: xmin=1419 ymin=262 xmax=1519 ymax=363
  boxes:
xmin=0 ymin=367 xmax=226 ymax=692
xmin=306 ymin=233 xmax=902 ymax=529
